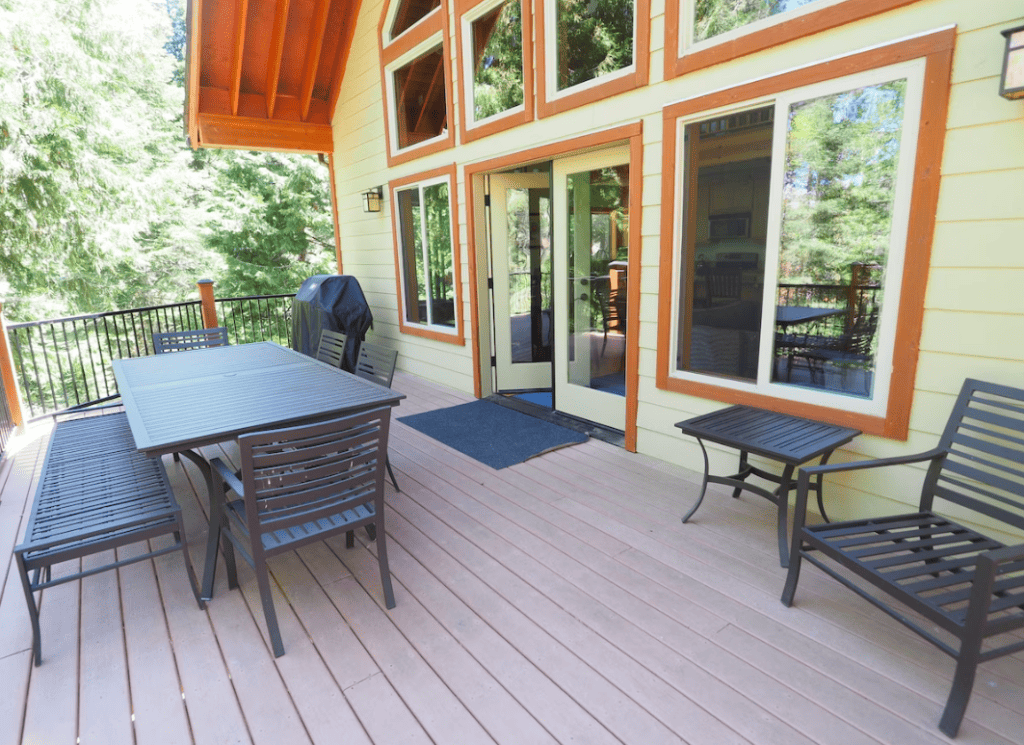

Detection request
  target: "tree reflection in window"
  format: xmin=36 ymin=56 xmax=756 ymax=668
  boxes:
xmin=397 ymin=182 xmax=455 ymax=328
xmin=556 ymin=0 xmax=634 ymax=91
xmin=693 ymin=0 xmax=818 ymax=44
xmin=472 ymin=0 xmax=524 ymax=121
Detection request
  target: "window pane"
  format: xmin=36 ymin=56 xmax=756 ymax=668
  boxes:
xmin=397 ymin=188 xmax=428 ymax=326
xmin=772 ymin=80 xmax=905 ymax=398
xmin=693 ymin=0 xmax=819 ymax=44
xmin=676 ymin=106 xmax=774 ymax=381
xmin=506 ymin=187 xmax=552 ymax=363
xmin=391 ymin=0 xmax=441 ymax=38
xmin=472 ymin=0 xmax=524 ymax=121
xmin=423 ymin=183 xmax=456 ymax=328
xmin=556 ymin=0 xmax=634 ymax=91
xmin=393 ymin=46 xmax=447 ymax=150
xmin=566 ymin=165 xmax=629 ymax=396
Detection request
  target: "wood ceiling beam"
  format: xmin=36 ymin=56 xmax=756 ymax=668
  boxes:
xmin=186 ymin=0 xmax=204 ymax=147
xmin=198 ymin=112 xmax=334 ymax=153
xmin=328 ymin=0 xmax=361 ymax=117
xmin=300 ymin=0 xmax=333 ymax=121
xmin=265 ymin=0 xmax=292 ymax=119
xmin=230 ymin=0 xmax=250 ymax=115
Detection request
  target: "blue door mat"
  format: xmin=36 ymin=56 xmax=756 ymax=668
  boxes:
xmin=398 ymin=399 xmax=589 ymax=469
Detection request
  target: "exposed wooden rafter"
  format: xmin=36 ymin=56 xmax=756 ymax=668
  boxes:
xmin=300 ymin=0 xmax=332 ymax=121
xmin=186 ymin=0 xmax=355 ymax=153
xmin=229 ymin=0 xmax=250 ymax=115
xmin=265 ymin=0 xmax=291 ymax=120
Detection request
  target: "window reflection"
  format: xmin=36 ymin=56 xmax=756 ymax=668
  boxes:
xmin=556 ymin=0 xmax=634 ymax=91
xmin=472 ymin=0 xmax=525 ymax=121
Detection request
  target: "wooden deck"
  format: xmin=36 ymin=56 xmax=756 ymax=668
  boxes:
xmin=1 ymin=372 xmax=1022 ymax=745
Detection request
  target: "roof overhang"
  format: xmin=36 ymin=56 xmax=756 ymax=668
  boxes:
xmin=185 ymin=0 xmax=361 ymax=153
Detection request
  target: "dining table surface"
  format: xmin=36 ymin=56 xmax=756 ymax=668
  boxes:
xmin=112 ymin=341 xmax=405 ymax=457
xmin=774 ymin=305 xmax=847 ymax=329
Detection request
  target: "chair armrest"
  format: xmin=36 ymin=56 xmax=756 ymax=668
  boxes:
xmin=210 ymin=457 xmax=245 ymax=496
xmin=799 ymin=446 xmax=947 ymax=481
xmin=979 ymin=542 xmax=1024 ymax=567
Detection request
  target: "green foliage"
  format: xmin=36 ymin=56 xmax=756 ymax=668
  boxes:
xmin=203 ymin=150 xmax=336 ymax=298
xmin=693 ymin=0 xmax=795 ymax=43
xmin=556 ymin=0 xmax=634 ymax=90
xmin=472 ymin=0 xmax=524 ymax=120
xmin=779 ymin=80 xmax=906 ymax=284
xmin=0 ymin=0 xmax=336 ymax=324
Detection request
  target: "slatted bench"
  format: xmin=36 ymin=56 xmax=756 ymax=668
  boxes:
xmin=14 ymin=411 xmax=204 ymax=665
xmin=782 ymin=378 xmax=1024 ymax=737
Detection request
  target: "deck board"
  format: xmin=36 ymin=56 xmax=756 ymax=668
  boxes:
xmin=0 ymin=371 xmax=1021 ymax=744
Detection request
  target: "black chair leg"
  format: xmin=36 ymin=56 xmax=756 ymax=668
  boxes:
xmin=386 ymin=455 xmax=400 ymax=492
xmin=16 ymin=554 xmax=43 ymax=666
xmin=253 ymin=556 xmax=285 ymax=657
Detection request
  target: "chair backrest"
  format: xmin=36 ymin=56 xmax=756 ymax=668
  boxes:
xmin=355 ymin=342 xmax=398 ymax=388
xmin=237 ymin=407 xmax=392 ymax=549
xmin=925 ymin=378 xmax=1024 ymax=533
xmin=315 ymin=329 xmax=348 ymax=368
xmin=706 ymin=270 xmax=742 ymax=303
xmin=153 ymin=327 xmax=229 ymax=354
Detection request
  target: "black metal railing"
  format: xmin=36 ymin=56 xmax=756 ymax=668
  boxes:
xmin=0 ymin=368 xmax=14 ymax=458
xmin=215 ymin=294 xmax=293 ymax=347
xmin=7 ymin=295 xmax=293 ymax=420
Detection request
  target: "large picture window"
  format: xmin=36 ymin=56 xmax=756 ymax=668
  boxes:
xmin=657 ymin=30 xmax=955 ymax=438
xmin=390 ymin=167 xmax=463 ymax=342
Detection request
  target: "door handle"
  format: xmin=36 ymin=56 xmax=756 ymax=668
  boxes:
xmin=579 ymin=293 xmax=588 ymax=301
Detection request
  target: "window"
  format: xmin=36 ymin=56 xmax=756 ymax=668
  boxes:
xmin=380 ymin=0 xmax=455 ymax=164
xmin=664 ymin=0 xmax=921 ymax=80
xmin=456 ymin=0 xmax=534 ymax=141
xmin=390 ymin=166 xmax=464 ymax=343
xmin=536 ymin=0 xmax=650 ymax=117
xmin=657 ymin=30 xmax=955 ymax=438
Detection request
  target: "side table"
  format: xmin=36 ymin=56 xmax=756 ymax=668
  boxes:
xmin=675 ymin=405 xmax=860 ymax=567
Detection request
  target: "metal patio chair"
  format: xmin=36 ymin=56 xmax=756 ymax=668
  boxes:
xmin=201 ymin=408 xmax=397 ymax=657
xmin=355 ymin=342 xmax=400 ymax=493
xmin=315 ymin=329 xmax=348 ymax=368
xmin=782 ymin=378 xmax=1024 ymax=737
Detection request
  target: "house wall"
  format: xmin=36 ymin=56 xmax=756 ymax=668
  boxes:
xmin=331 ymin=0 xmax=1024 ymax=540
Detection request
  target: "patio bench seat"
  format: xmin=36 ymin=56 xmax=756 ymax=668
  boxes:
xmin=14 ymin=412 xmax=204 ymax=665
xmin=782 ymin=378 xmax=1024 ymax=738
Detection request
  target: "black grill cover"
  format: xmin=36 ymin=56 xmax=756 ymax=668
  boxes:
xmin=291 ymin=275 xmax=373 ymax=372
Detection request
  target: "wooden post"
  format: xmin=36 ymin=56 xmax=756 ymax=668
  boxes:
xmin=197 ymin=279 xmax=219 ymax=329
xmin=0 ymin=303 xmax=25 ymax=428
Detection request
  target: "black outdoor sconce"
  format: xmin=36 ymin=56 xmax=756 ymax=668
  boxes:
xmin=363 ymin=186 xmax=384 ymax=213
xmin=1000 ymin=25 xmax=1024 ymax=100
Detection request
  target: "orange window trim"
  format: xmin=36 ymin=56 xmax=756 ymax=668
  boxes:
xmin=664 ymin=0 xmax=924 ymax=81
xmin=389 ymin=164 xmax=466 ymax=346
xmin=455 ymin=0 xmax=535 ymax=143
xmin=656 ymin=27 xmax=955 ymax=441
xmin=535 ymin=0 xmax=650 ymax=119
xmin=463 ymin=121 xmax=644 ymax=450
xmin=379 ymin=6 xmax=456 ymax=167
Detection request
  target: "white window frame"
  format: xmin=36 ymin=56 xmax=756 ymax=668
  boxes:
xmin=544 ymin=0 xmax=638 ymax=101
xmin=384 ymin=35 xmax=450 ymax=157
xmin=461 ymin=0 xmax=527 ymax=130
xmin=678 ymin=0 xmax=845 ymax=59
xmin=395 ymin=174 xmax=459 ymax=335
xmin=668 ymin=58 xmax=926 ymax=417
xmin=383 ymin=0 xmax=441 ymax=45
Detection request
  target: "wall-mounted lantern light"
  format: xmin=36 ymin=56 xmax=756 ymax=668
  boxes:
xmin=1000 ymin=25 xmax=1024 ymax=100
xmin=363 ymin=186 xmax=384 ymax=213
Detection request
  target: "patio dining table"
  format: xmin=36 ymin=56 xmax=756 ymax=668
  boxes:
xmin=774 ymin=305 xmax=847 ymax=330
xmin=112 ymin=341 xmax=405 ymax=459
